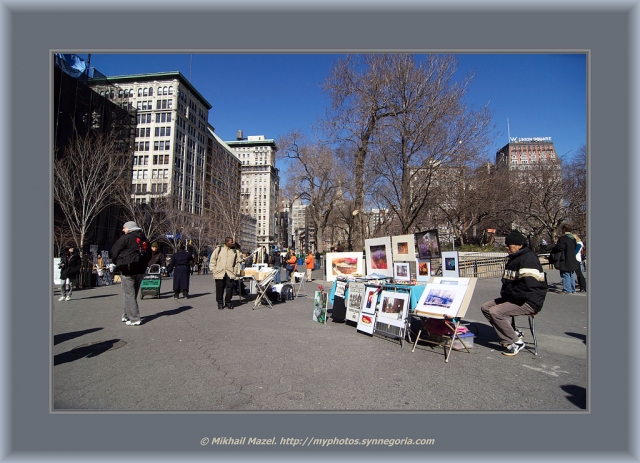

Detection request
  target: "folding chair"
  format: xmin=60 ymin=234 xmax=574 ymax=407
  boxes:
xmin=253 ymin=269 xmax=278 ymax=309
xmin=292 ymin=272 xmax=307 ymax=298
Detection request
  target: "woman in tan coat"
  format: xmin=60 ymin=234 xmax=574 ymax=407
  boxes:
xmin=210 ymin=237 xmax=242 ymax=309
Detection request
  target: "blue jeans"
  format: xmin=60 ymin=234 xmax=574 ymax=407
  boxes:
xmin=273 ymin=266 xmax=281 ymax=284
xmin=560 ymin=270 xmax=575 ymax=293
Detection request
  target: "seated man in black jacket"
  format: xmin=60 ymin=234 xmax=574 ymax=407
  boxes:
xmin=481 ymin=230 xmax=548 ymax=356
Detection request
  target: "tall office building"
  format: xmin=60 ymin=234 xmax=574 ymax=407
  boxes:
xmin=225 ymin=133 xmax=280 ymax=250
xmin=88 ymin=71 xmax=241 ymax=221
xmin=495 ymin=137 xmax=559 ymax=170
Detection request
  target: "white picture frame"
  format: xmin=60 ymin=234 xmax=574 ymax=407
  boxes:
xmin=441 ymin=251 xmax=460 ymax=278
xmin=360 ymin=286 xmax=379 ymax=315
xmin=391 ymin=233 xmax=416 ymax=261
xmin=325 ymin=252 xmax=364 ymax=282
xmin=356 ymin=310 xmax=376 ymax=335
xmin=431 ymin=277 xmax=471 ymax=286
xmin=393 ymin=262 xmax=411 ymax=281
xmin=346 ymin=282 xmax=366 ymax=322
xmin=376 ymin=290 xmax=410 ymax=329
xmin=416 ymin=258 xmax=431 ymax=282
xmin=364 ymin=236 xmax=393 ymax=277
xmin=414 ymin=282 xmax=468 ymax=318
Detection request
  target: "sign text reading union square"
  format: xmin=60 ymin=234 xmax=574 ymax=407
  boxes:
xmin=510 ymin=137 xmax=552 ymax=143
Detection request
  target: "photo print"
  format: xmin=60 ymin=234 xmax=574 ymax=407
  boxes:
xmin=393 ymin=262 xmax=410 ymax=281
xmin=415 ymin=283 xmax=467 ymax=318
xmin=325 ymin=252 xmax=364 ymax=282
xmin=415 ymin=229 xmax=441 ymax=259
xmin=392 ymin=234 xmax=416 ymax=261
xmin=364 ymin=236 xmax=393 ymax=277
xmin=360 ymin=287 xmax=379 ymax=315
xmin=313 ymin=291 xmax=328 ymax=324
xmin=346 ymin=282 xmax=366 ymax=322
xmin=441 ymin=251 xmax=460 ymax=278
xmin=376 ymin=290 xmax=410 ymax=328
xmin=416 ymin=259 xmax=431 ymax=282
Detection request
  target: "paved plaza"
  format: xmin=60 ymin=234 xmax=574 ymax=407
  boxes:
xmin=53 ymin=268 xmax=587 ymax=411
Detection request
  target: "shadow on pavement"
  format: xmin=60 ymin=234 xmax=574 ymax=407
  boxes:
xmin=77 ymin=294 xmax=119 ymax=300
xmin=561 ymin=384 xmax=587 ymax=409
xmin=141 ymin=305 xmax=194 ymax=324
xmin=565 ymin=332 xmax=587 ymax=344
xmin=54 ymin=338 xmax=122 ymax=366
xmin=54 ymin=327 xmax=103 ymax=346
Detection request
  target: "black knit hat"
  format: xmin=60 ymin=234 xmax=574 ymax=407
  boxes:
xmin=505 ymin=230 xmax=528 ymax=246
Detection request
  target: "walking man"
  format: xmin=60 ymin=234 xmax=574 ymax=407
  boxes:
xmin=210 ymin=237 xmax=242 ymax=310
xmin=110 ymin=221 xmax=151 ymax=326
xmin=549 ymin=224 xmax=580 ymax=294
xmin=167 ymin=244 xmax=194 ymax=299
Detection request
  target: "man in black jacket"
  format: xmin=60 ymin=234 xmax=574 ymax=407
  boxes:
xmin=481 ymin=230 xmax=548 ymax=356
xmin=549 ymin=224 xmax=580 ymax=294
xmin=110 ymin=221 xmax=151 ymax=326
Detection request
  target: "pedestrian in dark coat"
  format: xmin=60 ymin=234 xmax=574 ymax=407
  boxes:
xmin=58 ymin=246 xmax=81 ymax=301
xmin=548 ymin=224 xmax=580 ymax=294
xmin=167 ymin=245 xmax=194 ymax=299
xmin=110 ymin=221 xmax=151 ymax=325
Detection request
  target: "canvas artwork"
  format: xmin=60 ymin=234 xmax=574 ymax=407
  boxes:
xmin=325 ymin=252 xmax=364 ymax=282
xmin=415 ymin=229 xmax=441 ymax=259
xmin=392 ymin=234 xmax=416 ymax=261
xmin=364 ymin=236 xmax=393 ymax=277
xmin=377 ymin=290 xmax=410 ymax=328
xmin=356 ymin=311 xmax=376 ymax=335
xmin=414 ymin=283 xmax=468 ymax=318
xmin=416 ymin=259 xmax=431 ymax=282
xmin=313 ymin=291 xmax=328 ymax=324
xmin=346 ymin=282 xmax=366 ymax=322
xmin=360 ymin=287 xmax=379 ymax=315
xmin=441 ymin=251 xmax=460 ymax=278
xmin=393 ymin=262 xmax=410 ymax=281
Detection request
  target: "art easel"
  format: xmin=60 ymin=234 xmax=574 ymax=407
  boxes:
xmin=411 ymin=277 xmax=477 ymax=362
xmin=373 ymin=284 xmax=413 ymax=348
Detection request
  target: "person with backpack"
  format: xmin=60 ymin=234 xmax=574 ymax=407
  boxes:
xmin=210 ymin=237 xmax=242 ymax=310
xmin=284 ymin=249 xmax=298 ymax=282
xmin=167 ymin=244 xmax=194 ymax=299
xmin=109 ymin=221 xmax=151 ymax=326
xmin=548 ymin=224 xmax=580 ymax=294
xmin=58 ymin=246 xmax=81 ymax=301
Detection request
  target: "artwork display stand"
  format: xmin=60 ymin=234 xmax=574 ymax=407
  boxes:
xmin=373 ymin=284 xmax=413 ymax=348
xmin=411 ymin=277 xmax=477 ymax=362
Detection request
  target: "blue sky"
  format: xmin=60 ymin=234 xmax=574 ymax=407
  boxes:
xmin=83 ymin=53 xmax=586 ymax=162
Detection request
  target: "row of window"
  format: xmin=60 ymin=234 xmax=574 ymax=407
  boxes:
xmin=137 ymin=112 xmax=173 ymax=124
xmin=133 ymin=169 xmax=169 ymax=180
xmin=136 ymin=86 xmax=174 ymax=97
xmin=132 ymin=182 xmax=169 ymax=194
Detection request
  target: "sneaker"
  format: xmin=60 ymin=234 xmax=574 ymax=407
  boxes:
xmin=121 ymin=314 xmax=129 ymax=322
xmin=218 ymin=305 xmax=225 ymax=310
xmin=226 ymin=304 xmax=234 ymax=310
xmin=65 ymin=295 xmax=71 ymax=301
xmin=515 ymin=329 xmax=524 ymax=340
xmin=502 ymin=341 xmax=525 ymax=356
xmin=125 ymin=320 xmax=141 ymax=326
xmin=58 ymin=296 xmax=65 ymax=301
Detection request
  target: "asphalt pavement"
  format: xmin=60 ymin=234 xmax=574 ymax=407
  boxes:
xmin=52 ymin=267 xmax=587 ymax=411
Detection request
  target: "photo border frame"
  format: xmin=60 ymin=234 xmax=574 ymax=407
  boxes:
xmin=325 ymin=251 xmax=364 ymax=282
xmin=391 ymin=233 xmax=416 ymax=262
xmin=416 ymin=258 xmax=431 ymax=282
xmin=6 ymin=3 xmax=633 ymax=462
xmin=364 ymin=236 xmax=393 ymax=277
xmin=393 ymin=261 xmax=411 ymax=281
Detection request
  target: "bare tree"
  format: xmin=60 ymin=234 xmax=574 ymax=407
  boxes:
xmin=278 ymin=131 xmax=347 ymax=252
xmin=562 ymin=144 xmax=587 ymax=238
xmin=211 ymin=189 xmax=245 ymax=245
xmin=54 ymin=128 xmax=132 ymax=250
xmin=323 ymin=54 xmax=493 ymax=249
xmin=53 ymin=219 xmax=75 ymax=257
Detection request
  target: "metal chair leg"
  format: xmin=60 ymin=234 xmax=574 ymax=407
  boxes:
xmin=529 ymin=315 xmax=538 ymax=355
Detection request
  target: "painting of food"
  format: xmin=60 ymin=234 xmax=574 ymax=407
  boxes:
xmin=331 ymin=257 xmax=359 ymax=275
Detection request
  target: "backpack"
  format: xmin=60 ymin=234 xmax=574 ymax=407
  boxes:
xmin=281 ymin=284 xmax=294 ymax=300
xmin=116 ymin=235 xmax=150 ymax=272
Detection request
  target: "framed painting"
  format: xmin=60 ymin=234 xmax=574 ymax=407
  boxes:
xmin=356 ymin=311 xmax=376 ymax=335
xmin=414 ymin=283 xmax=468 ymax=318
xmin=391 ymin=233 xmax=416 ymax=261
xmin=364 ymin=236 xmax=393 ymax=277
xmin=416 ymin=258 xmax=431 ymax=282
xmin=360 ymin=286 xmax=379 ymax=315
xmin=441 ymin=251 xmax=460 ymax=278
xmin=325 ymin=252 xmax=364 ymax=282
xmin=393 ymin=262 xmax=411 ymax=281
xmin=415 ymin=229 xmax=441 ymax=259
xmin=376 ymin=290 xmax=410 ymax=329
xmin=313 ymin=290 xmax=328 ymax=324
